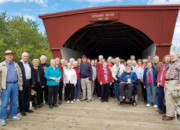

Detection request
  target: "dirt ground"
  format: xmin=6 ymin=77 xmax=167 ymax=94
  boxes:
xmin=2 ymin=97 xmax=180 ymax=130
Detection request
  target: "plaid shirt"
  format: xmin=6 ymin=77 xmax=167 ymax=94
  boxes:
xmin=165 ymin=59 xmax=180 ymax=84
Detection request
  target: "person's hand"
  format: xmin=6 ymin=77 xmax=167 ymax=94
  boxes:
xmin=0 ymin=89 xmax=2 ymax=93
xmin=114 ymin=77 xmax=117 ymax=81
xmin=92 ymin=77 xmax=95 ymax=81
xmin=121 ymin=82 xmax=125 ymax=84
xmin=157 ymin=83 xmax=160 ymax=87
xmin=42 ymin=86 xmax=44 ymax=88
xmin=110 ymin=82 xmax=112 ymax=86
xmin=144 ymin=86 xmax=146 ymax=88
xmin=74 ymin=84 xmax=76 ymax=87
xmin=64 ymin=84 xmax=66 ymax=87
xmin=100 ymin=82 xmax=103 ymax=85
xmin=32 ymin=85 xmax=34 ymax=88
xmin=19 ymin=86 xmax=23 ymax=91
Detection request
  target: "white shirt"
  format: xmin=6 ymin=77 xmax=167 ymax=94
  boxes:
xmin=21 ymin=60 xmax=31 ymax=80
xmin=63 ymin=69 xmax=77 ymax=84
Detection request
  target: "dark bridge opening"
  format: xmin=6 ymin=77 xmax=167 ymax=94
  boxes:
xmin=63 ymin=21 xmax=154 ymax=60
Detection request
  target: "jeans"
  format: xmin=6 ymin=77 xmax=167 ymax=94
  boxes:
xmin=0 ymin=83 xmax=18 ymax=120
xmin=146 ymin=84 xmax=158 ymax=105
xmin=158 ymin=86 xmax=166 ymax=112
xmin=114 ymin=82 xmax=120 ymax=100
xmin=74 ymin=80 xmax=81 ymax=99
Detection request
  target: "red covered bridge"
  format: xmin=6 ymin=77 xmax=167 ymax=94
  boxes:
xmin=39 ymin=5 xmax=180 ymax=60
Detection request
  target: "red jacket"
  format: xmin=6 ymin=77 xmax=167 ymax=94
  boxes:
xmin=96 ymin=62 xmax=103 ymax=74
xmin=98 ymin=68 xmax=113 ymax=85
xmin=58 ymin=65 xmax=64 ymax=82
xmin=157 ymin=64 xmax=170 ymax=87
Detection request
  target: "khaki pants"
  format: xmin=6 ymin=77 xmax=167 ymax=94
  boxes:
xmin=164 ymin=80 xmax=178 ymax=117
xmin=91 ymin=81 xmax=95 ymax=96
xmin=81 ymin=78 xmax=92 ymax=100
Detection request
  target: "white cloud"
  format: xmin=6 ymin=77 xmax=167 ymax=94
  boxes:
xmin=147 ymin=0 xmax=180 ymax=5
xmin=23 ymin=14 xmax=36 ymax=21
xmin=72 ymin=0 xmax=122 ymax=3
xmin=0 ymin=0 xmax=48 ymax=7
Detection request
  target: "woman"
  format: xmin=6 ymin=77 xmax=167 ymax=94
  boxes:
xmin=91 ymin=60 xmax=97 ymax=100
xmin=73 ymin=61 xmax=80 ymax=101
xmin=157 ymin=55 xmax=171 ymax=114
xmin=63 ymin=63 xmax=77 ymax=104
xmin=39 ymin=55 xmax=49 ymax=104
xmin=55 ymin=58 xmax=64 ymax=105
xmin=143 ymin=62 xmax=158 ymax=108
xmin=45 ymin=59 xmax=62 ymax=109
xmin=98 ymin=62 xmax=113 ymax=102
xmin=132 ymin=60 xmax=137 ymax=74
xmin=107 ymin=56 xmax=113 ymax=68
xmin=32 ymin=59 xmax=45 ymax=109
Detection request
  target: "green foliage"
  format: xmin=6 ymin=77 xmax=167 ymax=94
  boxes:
xmin=0 ymin=12 xmax=52 ymax=63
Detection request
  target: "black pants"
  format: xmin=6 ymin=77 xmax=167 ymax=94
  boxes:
xmin=139 ymin=80 xmax=147 ymax=102
xmin=109 ymin=83 xmax=114 ymax=96
xmin=101 ymin=84 xmax=109 ymax=101
xmin=32 ymin=83 xmax=43 ymax=106
xmin=64 ymin=86 xmax=68 ymax=101
xmin=119 ymin=83 xmax=134 ymax=99
xmin=66 ymin=83 xmax=74 ymax=101
xmin=59 ymin=81 xmax=63 ymax=101
xmin=19 ymin=79 xmax=31 ymax=112
xmin=48 ymin=86 xmax=59 ymax=106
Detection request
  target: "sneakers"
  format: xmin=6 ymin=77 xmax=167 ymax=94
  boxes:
xmin=146 ymin=104 xmax=151 ymax=107
xmin=73 ymin=99 xmax=76 ymax=102
xmin=59 ymin=101 xmax=62 ymax=105
xmin=153 ymin=105 xmax=158 ymax=108
xmin=8 ymin=116 xmax=21 ymax=121
xmin=71 ymin=101 xmax=74 ymax=104
xmin=77 ymin=99 xmax=79 ymax=102
xmin=67 ymin=101 xmax=70 ymax=104
xmin=0 ymin=120 xmax=6 ymax=126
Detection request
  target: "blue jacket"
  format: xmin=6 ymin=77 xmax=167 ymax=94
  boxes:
xmin=120 ymin=72 xmax=138 ymax=88
xmin=80 ymin=62 xmax=92 ymax=80
xmin=143 ymin=67 xmax=157 ymax=87
xmin=45 ymin=66 xmax=62 ymax=86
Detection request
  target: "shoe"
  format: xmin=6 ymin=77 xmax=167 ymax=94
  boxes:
xmin=86 ymin=99 xmax=91 ymax=102
xmin=67 ymin=101 xmax=70 ymax=104
xmin=77 ymin=99 xmax=79 ymax=102
xmin=98 ymin=97 xmax=101 ymax=100
xmin=163 ymin=116 xmax=175 ymax=120
xmin=153 ymin=105 xmax=158 ymax=108
xmin=49 ymin=105 xmax=53 ymax=109
xmin=33 ymin=106 xmax=38 ymax=110
xmin=162 ymin=114 xmax=167 ymax=118
xmin=59 ymin=101 xmax=62 ymax=105
xmin=159 ymin=110 xmax=165 ymax=114
xmin=0 ymin=120 xmax=6 ymax=126
xmin=115 ymin=99 xmax=118 ymax=102
xmin=25 ymin=109 xmax=33 ymax=113
xmin=73 ymin=99 xmax=76 ymax=102
xmin=53 ymin=104 xmax=59 ymax=107
xmin=81 ymin=99 xmax=86 ymax=101
xmin=20 ymin=112 xmax=26 ymax=116
xmin=105 ymin=100 xmax=109 ymax=102
xmin=146 ymin=104 xmax=151 ymax=107
xmin=101 ymin=100 xmax=104 ymax=103
xmin=71 ymin=101 xmax=74 ymax=104
xmin=40 ymin=103 xmax=44 ymax=106
xmin=125 ymin=98 xmax=130 ymax=102
xmin=9 ymin=116 xmax=21 ymax=121
xmin=120 ymin=98 xmax=124 ymax=102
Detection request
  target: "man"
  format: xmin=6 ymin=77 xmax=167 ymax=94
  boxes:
xmin=163 ymin=52 xmax=180 ymax=120
xmin=18 ymin=52 xmax=35 ymax=116
xmin=111 ymin=57 xmax=126 ymax=102
xmin=153 ymin=56 xmax=163 ymax=73
xmin=119 ymin=65 xmax=138 ymax=102
xmin=0 ymin=50 xmax=23 ymax=126
xmin=80 ymin=55 xmax=92 ymax=102
xmin=147 ymin=56 xmax=152 ymax=62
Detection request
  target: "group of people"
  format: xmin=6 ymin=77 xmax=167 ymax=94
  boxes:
xmin=0 ymin=50 xmax=180 ymax=127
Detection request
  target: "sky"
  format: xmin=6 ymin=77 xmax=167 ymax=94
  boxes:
xmin=0 ymin=0 xmax=180 ymax=46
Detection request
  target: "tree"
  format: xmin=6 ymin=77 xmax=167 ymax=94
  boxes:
xmin=0 ymin=12 xmax=52 ymax=63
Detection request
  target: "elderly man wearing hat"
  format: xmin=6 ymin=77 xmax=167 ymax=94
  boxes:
xmin=0 ymin=50 xmax=23 ymax=126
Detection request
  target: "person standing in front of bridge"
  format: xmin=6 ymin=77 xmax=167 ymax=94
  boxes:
xmin=80 ymin=55 xmax=93 ymax=102
xmin=0 ymin=50 xmax=23 ymax=127
xmin=163 ymin=52 xmax=180 ymax=120
xmin=157 ymin=55 xmax=171 ymax=115
xmin=153 ymin=56 xmax=163 ymax=73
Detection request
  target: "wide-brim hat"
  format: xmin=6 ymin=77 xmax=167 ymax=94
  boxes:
xmin=3 ymin=50 xmax=16 ymax=56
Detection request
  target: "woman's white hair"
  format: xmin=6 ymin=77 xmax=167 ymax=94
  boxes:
xmin=132 ymin=60 xmax=137 ymax=64
xmin=107 ymin=56 xmax=112 ymax=62
xmin=50 ymin=59 xmax=55 ymax=63
xmin=73 ymin=61 xmax=78 ymax=65
xmin=40 ymin=55 xmax=47 ymax=61
xmin=115 ymin=57 xmax=120 ymax=62
xmin=55 ymin=57 xmax=61 ymax=61
xmin=69 ymin=58 xmax=75 ymax=62
xmin=98 ymin=55 xmax=103 ymax=59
